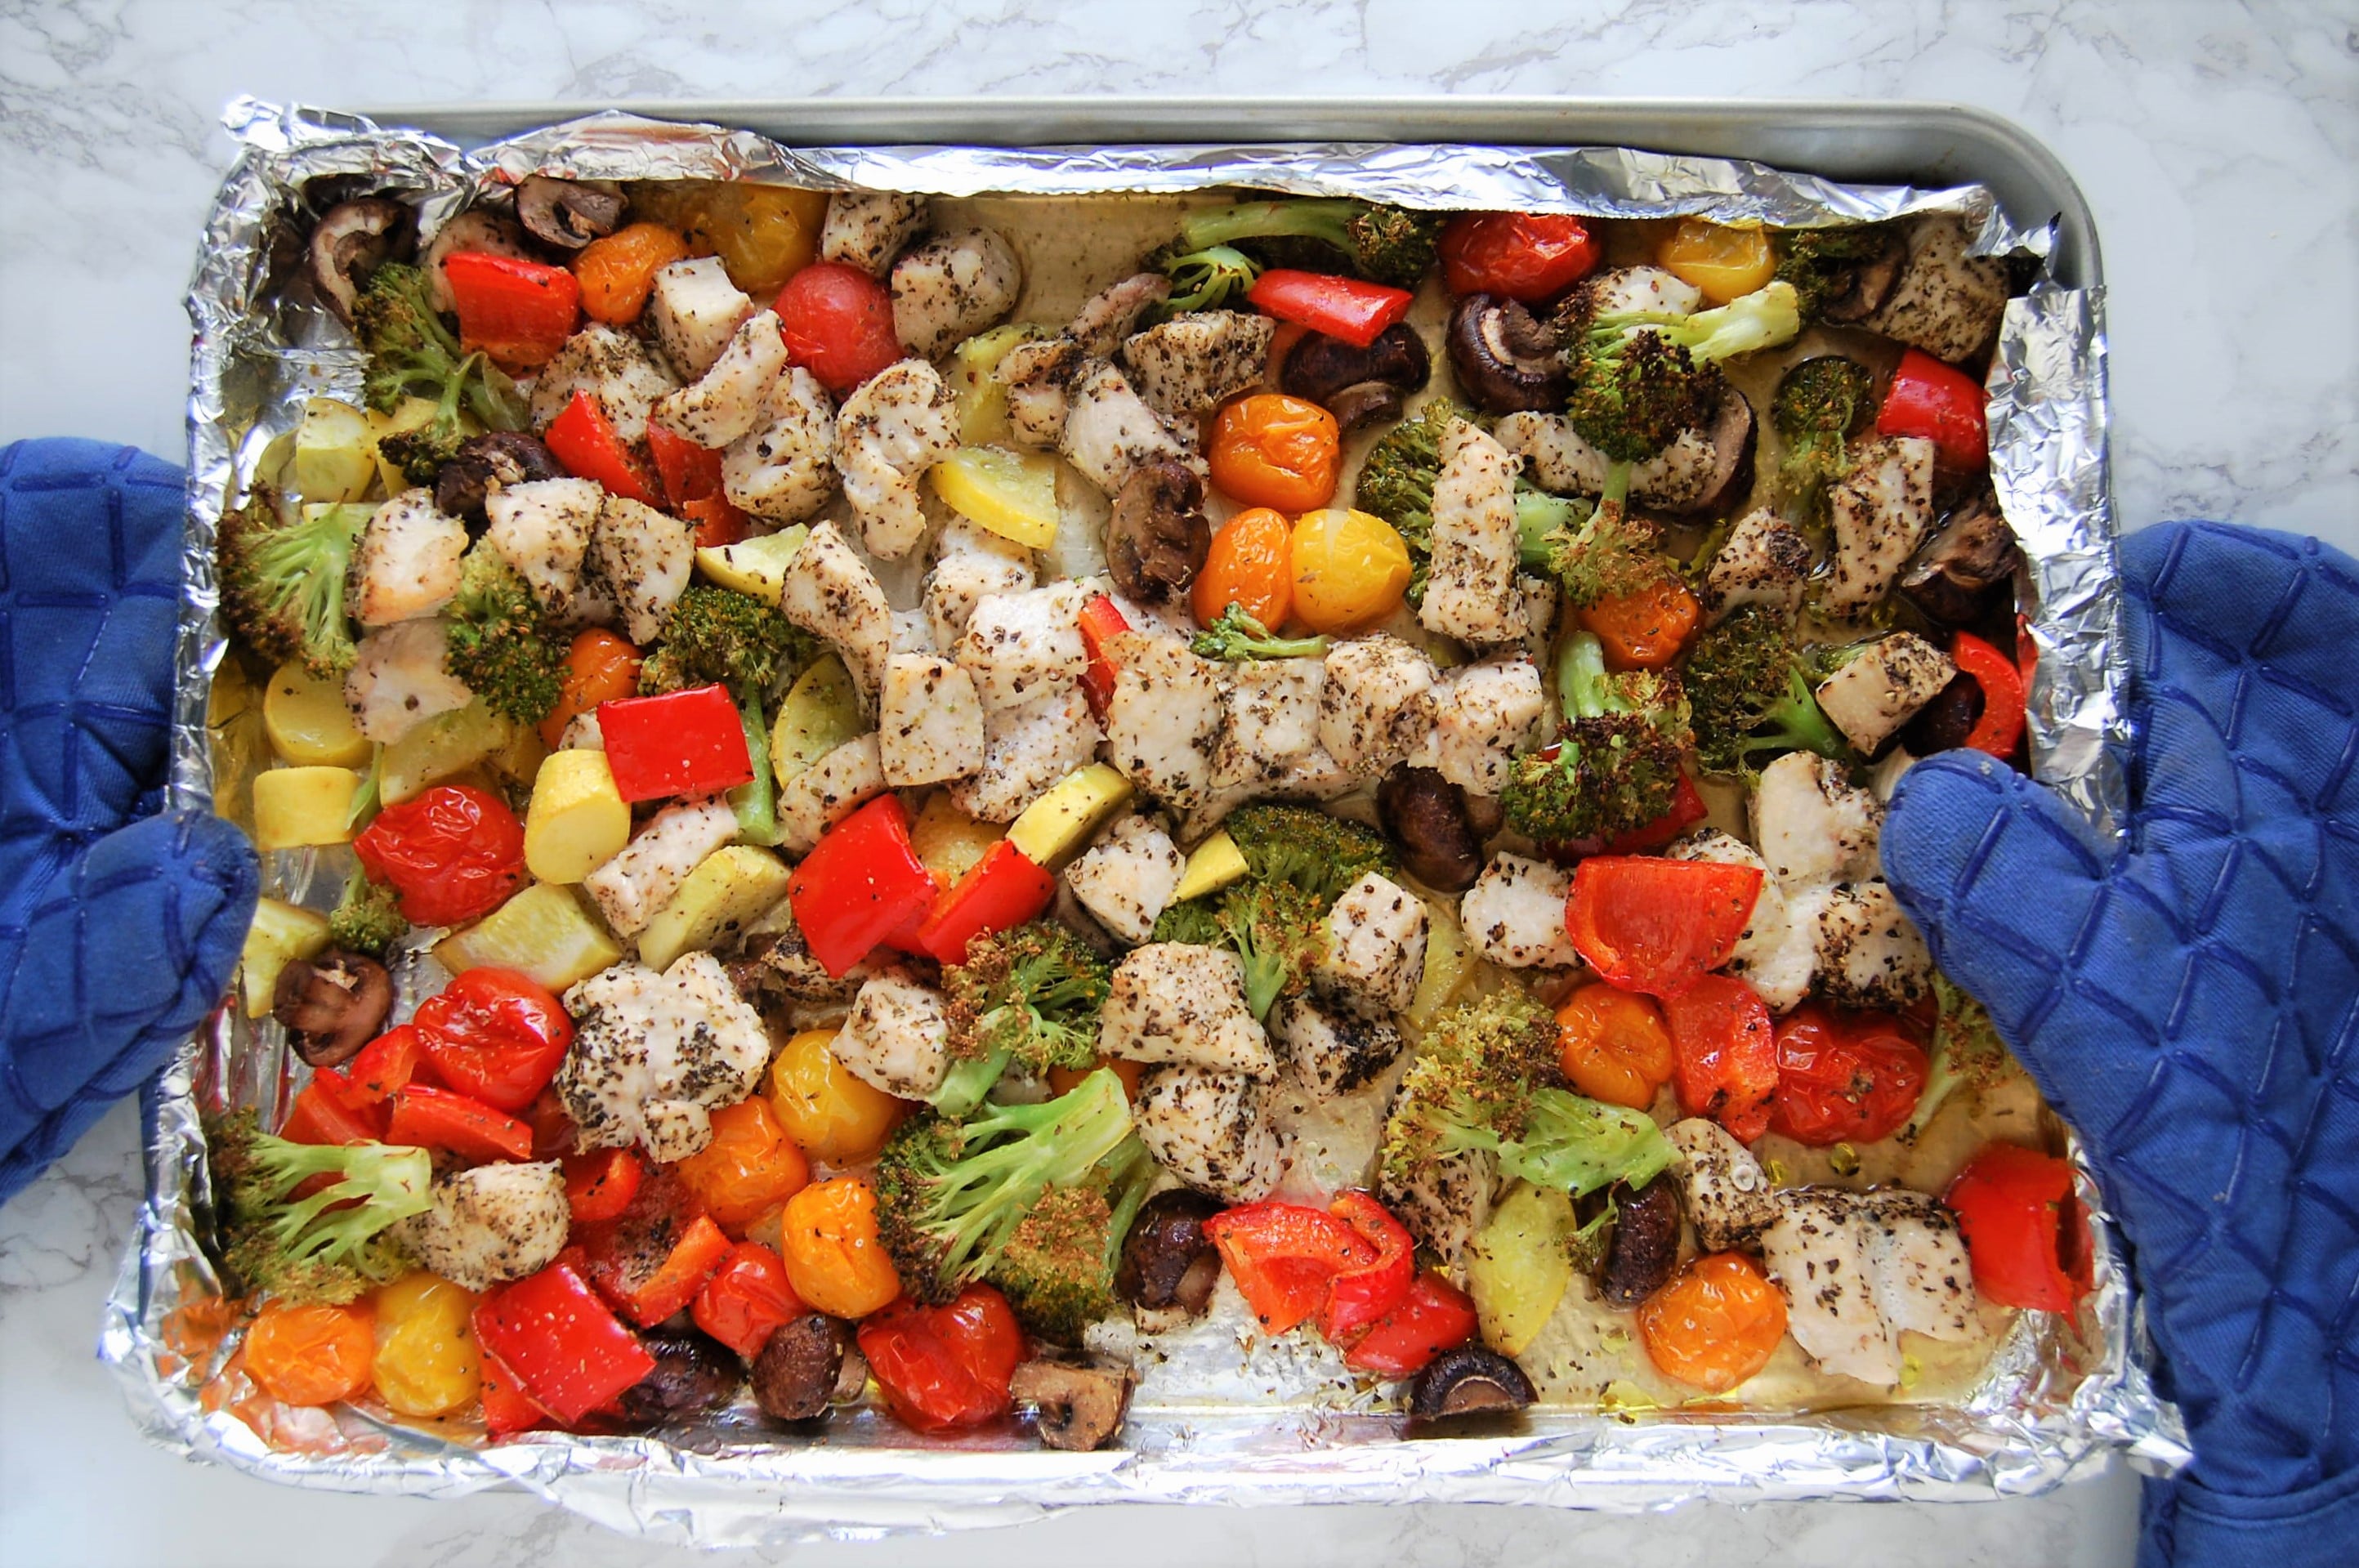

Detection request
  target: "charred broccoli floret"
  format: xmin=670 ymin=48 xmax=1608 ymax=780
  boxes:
xmin=1161 ymin=199 xmax=1443 ymax=289
xmin=353 ymin=261 xmax=525 ymax=484
xmin=1541 ymin=484 xmax=1679 ymax=610
xmin=1222 ymin=801 xmax=1397 ymax=905
xmin=934 ymin=922 xmax=1112 ymax=1117
xmin=441 ymin=545 xmax=565 ymax=724
xmin=1354 ymin=399 xmax=1595 ymax=602
xmin=208 ymin=1109 xmax=431 ymax=1304
xmin=1501 ymin=631 xmax=1691 ymax=846
xmin=1771 ymin=355 xmax=1877 ymax=522
xmin=1190 ymin=604 xmax=1330 ymax=662
xmin=1560 ymin=279 xmax=1802 ymax=488
xmin=1771 ymin=224 xmax=1899 ymax=319
xmin=637 ymin=583 xmax=815 ymax=697
xmin=217 ymin=490 xmax=369 ymax=677
xmin=986 ymin=1138 xmax=1157 ymax=1344
xmin=1897 ymin=975 xmax=2024 ymax=1143
xmin=1682 ymin=603 xmax=1852 ymax=776
xmin=326 ymin=867 xmax=406 ymax=957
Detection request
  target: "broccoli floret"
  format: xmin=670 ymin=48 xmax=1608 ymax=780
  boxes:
xmin=1561 ymin=279 xmax=1803 ymax=468
xmin=1771 ymin=356 xmax=1877 ymax=523
xmin=440 ymin=545 xmax=565 ymax=725
xmin=1160 ymin=244 xmax=1262 ymax=313
xmin=874 ymin=1069 xmax=1140 ymax=1305
xmin=1500 ymin=631 xmax=1690 ymax=846
xmin=217 ymin=490 xmax=369 ymax=677
xmin=353 ymin=262 xmax=525 ymax=483
xmin=1222 ymin=801 xmax=1396 ymax=906
xmin=207 ymin=1109 xmax=432 ymax=1304
xmin=1355 ymin=400 xmax=1596 ymax=603
xmin=1541 ymin=480 xmax=1679 ymax=610
xmin=935 ymin=922 xmax=1112 ymax=1117
xmin=1897 ymin=975 xmax=2023 ymax=1144
xmin=1190 ymin=604 xmax=1331 ymax=662
xmin=326 ymin=866 xmax=406 ymax=957
xmin=1163 ymin=199 xmax=1443 ymax=290
xmin=637 ymin=583 xmax=815 ymax=697
xmin=1771 ymin=225 xmax=1899 ymax=320
xmin=986 ymin=1137 xmax=1157 ymax=1344
xmin=1682 ymin=604 xmax=1852 ymax=776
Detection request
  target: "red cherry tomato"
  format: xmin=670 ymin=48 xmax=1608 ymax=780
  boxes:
xmin=1945 ymin=1143 xmax=2080 ymax=1313
xmin=1661 ymin=974 xmax=1779 ymax=1143
xmin=350 ymin=784 xmax=525 ymax=929
xmin=1439 ymin=212 xmax=1599 ymax=302
xmin=1202 ymin=1199 xmax=1378 ymax=1334
xmin=1566 ymin=855 xmax=1764 ymax=998
xmin=410 ymin=967 xmax=574 ymax=1112
xmin=775 ymin=261 xmax=903 ymax=396
xmin=1768 ymin=1004 xmax=1931 ymax=1146
xmin=857 ymin=1284 xmax=1027 ymax=1433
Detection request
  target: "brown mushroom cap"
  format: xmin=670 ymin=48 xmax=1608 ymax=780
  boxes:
xmin=1280 ymin=324 xmax=1432 ymax=432
xmin=1106 ymin=460 xmax=1211 ymax=604
xmin=1115 ymin=1189 xmax=1222 ymax=1320
xmin=1819 ymin=226 xmax=1908 ymax=324
xmin=1445 ymin=293 xmax=1570 ymax=415
xmin=433 ymin=431 xmax=564 ymax=529
xmin=751 ymin=1314 xmax=852 ymax=1423
xmin=515 ymin=176 xmax=626 ymax=251
xmin=1597 ymin=1177 xmax=1682 ymax=1307
xmin=1899 ymin=495 xmax=2020 ymax=627
xmin=270 ymin=949 xmax=393 ymax=1068
xmin=1407 ymin=1346 xmax=1538 ymax=1421
xmin=308 ymin=199 xmax=413 ymax=325
xmin=1009 ymin=1352 xmax=1135 ymax=1451
xmin=616 ymin=1328 xmax=743 ymax=1424
xmin=1376 ymin=766 xmax=1483 ymax=893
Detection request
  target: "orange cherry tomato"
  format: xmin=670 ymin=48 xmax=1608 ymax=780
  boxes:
xmin=1655 ymin=219 xmax=1776 ymax=306
xmin=1579 ymin=576 xmax=1701 ymax=672
xmin=243 ymin=1299 xmax=375 ymax=1408
xmin=571 ymin=221 xmax=691 ymax=325
xmin=766 ymin=1027 xmax=905 ymax=1165
xmin=1047 ymin=1056 xmax=1145 ymax=1102
xmin=777 ymin=1176 xmax=903 ymax=1319
xmin=1555 ymin=983 xmax=1675 ymax=1110
xmin=672 ymin=1097 xmax=811 ymax=1232
xmin=1637 ymin=1252 xmax=1788 ymax=1393
xmin=1289 ymin=507 xmax=1413 ymax=634
xmin=1207 ymin=394 xmax=1341 ymax=513
xmin=540 ymin=628 xmax=642 ymax=749
xmin=1191 ymin=507 xmax=1295 ymax=629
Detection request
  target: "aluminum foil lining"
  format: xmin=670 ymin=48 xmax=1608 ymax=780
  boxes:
xmin=105 ymin=101 xmax=2173 ymax=1545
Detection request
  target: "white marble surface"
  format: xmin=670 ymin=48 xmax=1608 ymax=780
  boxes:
xmin=0 ymin=2 xmax=2351 ymax=1565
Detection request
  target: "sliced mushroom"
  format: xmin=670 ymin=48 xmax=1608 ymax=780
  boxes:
xmin=1106 ymin=459 xmax=1211 ymax=604
xmin=270 ymin=950 xmax=393 ymax=1068
xmin=1658 ymin=386 xmax=1758 ymax=519
xmin=751 ymin=1313 xmax=852 ymax=1422
xmin=616 ymin=1329 xmax=742 ymax=1423
xmin=515 ymin=176 xmax=625 ymax=251
xmin=1818 ymin=226 xmax=1908 ymax=324
xmin=423 ymin=208 xmax=534 ymax=314
xmin=1377 ymin=766 xmax=1482 ymax=893
xmin=1280 ymin=324 xmax=1432 ymax=431
xmin=308 ymin=199 xmax=413 ymax=325
xmin=433 ymin=432 xmax=565 ymax=529
xmin=1445 ymin=294 xmax=1569 ymax=414
xmin=1899 ymin=671 xmax=1986 ymax=756
xmin=1009 ymin=1351 xmax=1136 ymax=1451
xmin=1596 ymin=1177 xmax=1681 ymax=1307
xmin=1898 ymin=495 xmax=2020 ymax=627
xmin=1406 ymin=1346 xmax=1537 ymax=1420
xmin=1115 ymin=1189 xmax=1223 ymax=1329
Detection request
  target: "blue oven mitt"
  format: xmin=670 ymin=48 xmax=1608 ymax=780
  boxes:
xmin=0 ymin=439 xmax=258 ymax=1206
xmin=1883 ymin=521 xmax=2358 ymax=1568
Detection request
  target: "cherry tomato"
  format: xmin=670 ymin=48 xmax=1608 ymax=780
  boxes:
xmin=1662 ymin=975 xmax=1780 ymax=1144
xmin=562 ymin=1147 xmax=645 ymax=1226
xmin=666 ymin=183 xmax=828 ymax=297
xmin=539 ymin=628 xmax=642 ymax=750
xmin=1340 ymin=1271 xmax=1477 ymax=1378
xmin=1207 ymin=394 xmax=1341 ymax=513
xmin=572 ymin=221 xmax=691 ymax=325
xmin=1555 ymin=983 xmax=1675 ymax=1110
xmin=351 ymin=784 xmax=525 ymax=929
xmin=410 ymin=967 xmax=572 ymax=1111
xmin=1768 ymin=1004 xmax=1930 ymax=1146
xmin=692 ymin=1240 xmax=807 ymax=1360
xmin=1289 ymin=507 xmax=1413 ymax=634
xmin=1192 ymin=506 xmax=1295 ymax=630
xmin=1315 ymin=1191 xmax=1416 ymax=1345
xmin=766 ymin=1027 xmax=906 ymax=1165
xmin=1439 ymin=212 xmax=1599 ymax=302
xmin=1566 ymin=855 xmax=1764 ymax=998
xmin=1045 ymin=1055 xmax=1145 ymax=1102
xmin=1637 ymin=1252 xmax=1787 ymax=1393
xmin=1203 ymin=1199 xmax=1378 ymax=1334
xmin=243 ymin=1299 xmax=375 ymax=1408
xmin=671 ymin=1096 xmax=811 ymax=1232
xmin=1945 ymin=1142 xmax=2079 ymax=1313
xmin=777 ymin=1176 xmax=903 ymax=1319
xmin=369 ymin=1271 xmax=481 ymax=1418
xmin=857 ymin=1283 xmax=1027 ymax=1433
xmin=1579 ymin=576 xmax=1701 ymax=672
xmin=1655 ymin=219 xmax=1776 ymax=305
xmin=775 ymin=261 xmax=902 ymax=396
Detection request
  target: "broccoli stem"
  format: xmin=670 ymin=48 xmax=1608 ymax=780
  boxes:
xmin=1173 ymin=199 xmax=1362 ymax=258
xmin=1516 ymin=489 xmax=1588 ymax=573
xmin=1554 ymin=632 xmax=1616 ymax=721
xmin=728 ymin=687 xmax=780 ymax=847
xmin=931 ymin=1044 xmax=1013 ymax=1119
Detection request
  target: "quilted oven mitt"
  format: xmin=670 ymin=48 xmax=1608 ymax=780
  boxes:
xmin=0 ymin=439 xmax=257 ymax=1205
xmin=1883 ymin=522 xmax=2358 ymax=1567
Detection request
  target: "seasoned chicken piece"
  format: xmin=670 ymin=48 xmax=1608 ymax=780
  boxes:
xmin=343 ymin=619 xmax=471 ymax=744
xmin=651 ymin=308 xmax=790 ymax=449
xmin=1421 ymin=654 xmax=1548 ymax=797
xmin=529 ymin=324 xmax=678 ymax=444
xmin=923 ymin=520 xmax=1036 ymax=649
xmin=589 ymin=495 xmax=696 ymax=646
xmin=776 ymin=520 xmax=895 ymax=703
xmin=1119 ymin=311 xmax=1275 ymax=420
xmin=1663 ymin=1119 xmax=1780 ymax=1253
xmin=483 ymin=476 xmax=602 ymax=619
xmin=560 ymin=954 xmax=771 ymax=1163
xmin=394 ymin=1162 xmax=569 ymax=1293
xmin=1763 ymin=1190 xmax=1901 ymax=1384
xmin=1459 ymin=852 xmax=1580 ymax=969
xmin=820 ymin=190 xmax=929 ymax=276
xmin=878 ymin=654 xmax=985 ymax=787
xmin=1816 ymin=632 xmax=1958 ymax=756
xmin=836 ymin=972 xmax=954 ymax=1101
xmin=1573 ymin=264 xmax=1705 ymax=319
xmin=722 ymin=366 xmax=838 ymax=522
xmin=645 ymin=256 xmax=753 ymax=381
xmin=1666 ymin=829 xmax=1815 ymax=1012
xmin=995 ymin=337 xmax=1085 ymax=449
xmin=1316 ymin=634 xmax=1439 ymax=777
xmin=1062 ymin=814 xmax=1185 ymax=945
xmin=582 ymin=797 xmax=739 ymax=938
xmin=1807 ymin=879 xmax=1934 ymax=1010
xmin=1269 ymin=994 xmax=1405 ymax=1103
xmin=1864 ymin=214 xmax=2008 ymax=369
xmin=1517 ymin=574 xmax=1559 ymax=666
xmin=1315 ymin=872 xmax=1427 ymax=1017
xmin=1824 ymin=436 xmax=1936 ymax=615
xmin=1070 ymin=273 xmax=1173 ymax=357
xmin=836 ymin=359 xmax=960 ymax=561
xmin=1751 ymin=749 xmax=1884 ymax=886
xmin=949 ymin=686 xmax=1102 ymax=823
xmin=1101 ymin=631 xmax=1226 ymax=813
xmin=1212 ymin=656 xmax=1326 ymax=789
xmin=957 ymin=583 xmax=1090 ymax=711
xmin=891 ymin=226 xmax=1022 ymax=360
xmin=557 ymin=711 xmax=603 ymax=751
xmin=1494 ymin=412 xmax=1719 ymax=509
xmin=1419 ymin=418 xmax=1529 ymax=647
xmin=1701 ymin=507 xmax=1813 ymax=624
xmin=777 ymin=734 xmax=888 ymax=855
xmin=1134 ymin=1065 xmax=1284 ymax=1204
xmin=1381 ymin=1146 xmax=1494 ymax=1271
xmin=1060 ymin=360 xmax=1199 ymax=497
xmin=741 ymin=892 xmax=873 ymax=1006
xmin=1856 ymin=1189 xmax=1978 ymax=1342
xmin=1870 ymin=744 xmax=1919 ymax=804
xmin=350 ymin=489 xmax=466 ymax=626
xmin=1100 ymin=943 xmax=1276 ymax=1074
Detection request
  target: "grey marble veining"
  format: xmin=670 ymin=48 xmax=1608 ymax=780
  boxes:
xmin=0 ymin=2 xmax=2350 ymax=1565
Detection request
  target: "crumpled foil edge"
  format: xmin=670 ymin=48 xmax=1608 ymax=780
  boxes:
xmin=106 ymin=100 xmax=2181 ymax=1545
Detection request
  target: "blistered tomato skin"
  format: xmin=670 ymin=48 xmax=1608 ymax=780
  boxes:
xmin=1207 ymin=394 xmax=1341 ymax=514
xmin=350 ymin=784 xmax=526 ymax=929
xmin=1192 ymin=507 xmax=1296 ymax=630
xmin=1655 ymin=219 xmax=1776 ymax=305
xmin=1637 ymin=1252 xmax=1787 ymax=1393
xmin=672 ymin=1096 xmax=811 ymax=1231
xmin=777 ymin=1176 xmax=903 ymax=1319
xmin=243 ymin=1299 xmax=376 ymax=1409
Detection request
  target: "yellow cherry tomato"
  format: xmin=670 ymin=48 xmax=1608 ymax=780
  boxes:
xmin=628 ymin=181 xmax=828 ymax=297
xmin=369 ymin=1272 xmax=481 ymax=1418
xmin=1289 ymin=507 xmax=1412 ymax=635
xmin=1655 ymin=219 xmax=1776 ymax=306
xmin=768 ymin=1026 xmax=905 ymax=1165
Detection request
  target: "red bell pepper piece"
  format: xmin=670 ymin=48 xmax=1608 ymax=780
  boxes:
xmin=342 ymin=1025 xmax=429 ymax=1106
xmin=646 ymin=422 xmax=724 ymax=508
xmin=1315 ymin=1191 xmax=1416 ymax=1345
xmin=595 ymin=1211 xmax=734 ymax=1328
xmin=1945 ymin=1142 xmax=2080 ymax=1313
xmin=1076 ymin=593 xmax=1131 ymax=719
xmin=279 ymin=1075 xmax=384 ymax=1146
xmin=596 ymin=684 xmax=753 ymax=802
xmin=1566 ymin=855 xmax=1764 ymax=998
xmin=1341 ymin=1271 xmax=1478 ymax=1378
xmin=443 ymin=251 xmax=580 ymax=372
xmin=476 ymin=1342 xmax=554 ymax=1437
xmin=692 ymin=1241 xmax=807 ymax=1359
xmin=543 ymin=390 xmax=662 ymax=506
xmin=472 ymin=1259 xmax=656 ymax=1423
xmin=1661 ymin=974 xmax=1780 ymax=1144
xmin=786 ymin=794 xmax=939 ymax=976
xmin=914 ymin=840 xmax=1057 ymax=964
xmin=562 ymin=1147 xmax=646 ymax=1226
xmin=384 ymin=1084 xmax=534 ymax=1163
xmin=1245 ymin=269 xmax=1414 ymax=349
xmin=1950 ymin=630 xmax=2028 ymax=758
xmin=520 ymin=1084 xmax=579 ymax=1159
xmin=678 ymin=494 xmax=748 ymax=549
xmin=1202 ymin=1199 xmax=1378 ymax=1334
xmin=1876 ymin=347 xmax=1988 ymax=472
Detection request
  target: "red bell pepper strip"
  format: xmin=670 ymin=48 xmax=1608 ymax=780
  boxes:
xmin=443 ymin=251 xmax=580 ymax=372
xmin=1341 ymin=1271 xmax=1478 ymax=1378
xmin=596 ymin=684 xmax=753 ymax=802
xmin=678 ymin=494 xmax=748 ymax=549
xmin=1950 ymin=630 xmax=2028 ymax=757
xmin=476 ymin=1342 xmax=554 ymax=1437
xmin=646 ymin=422 xmax=724 ymax=509
xmin=1566 ymin=855 xmax=1763 ymax=998
xmin=562 ymin=1147 xmax=646 ymax=1226
xmin=914 ymin=839 xmax=1057 ymax=964
xmin=1945 ymin=1142 xmax=2080 ymax=1313
xmin=786 ymin=793 xmax=940 ymax=976
xmin=1076 ymin=594 xmax=1131 ymax=719
xmin=1661 ymin=975 xmax=1780 ymax=1143
xmin=594 ymin=1211 xmax=735 ymax=1328
xmin=1876 ymin=347 xmax=1988 ymax=472
xmin=543 ymin=389 xmax=662 ymax=506
xmin=1202 ymin=1200 xmax=1378 ymax=1334
xmin=279 ymin=1075 xmax=384 ymax=1146
xmin=471 ymin=1258 xmax=656 ymax=1424
xmin=384 ymin=1084 xmax=534 ymax=1163
xmin=692 ymin=1241 xmax=808 ymax=1360
xmin=341 ymin=1025 xmax=428 ymax=1106
xmin=1315 ymin=1190 xmax=1416 ymax=1345
xmin=1245 ymin=269 xmax=1414 ymax=349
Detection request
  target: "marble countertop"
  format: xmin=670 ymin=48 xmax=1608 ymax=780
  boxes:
xmin=0 ymin=3 xmax=2349 ymax=1566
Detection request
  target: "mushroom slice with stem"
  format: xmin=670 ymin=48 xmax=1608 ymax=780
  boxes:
xmin=1009 ymin=1351 xmax=1136 ymax=1451
xmin=1445 ymin=293 xmax=1570 ymax=414
xmin=1106 ymin=458 xmax=1211 ymax=604
xmin=308 ymin=198 xmax=413 ymax=324
xmin=1407 ymin=1347 xmax=1537 ymax=1420
xmin=1280 ymin=324 xmax=1432 ymax=431
xmin=515 ymin=176 xmax=625 ymax=251
xmin=270 ymin=949 xmax=394 ymax=1068
xmin=1115 ymin=1189 xmax=1224 ymax=1331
